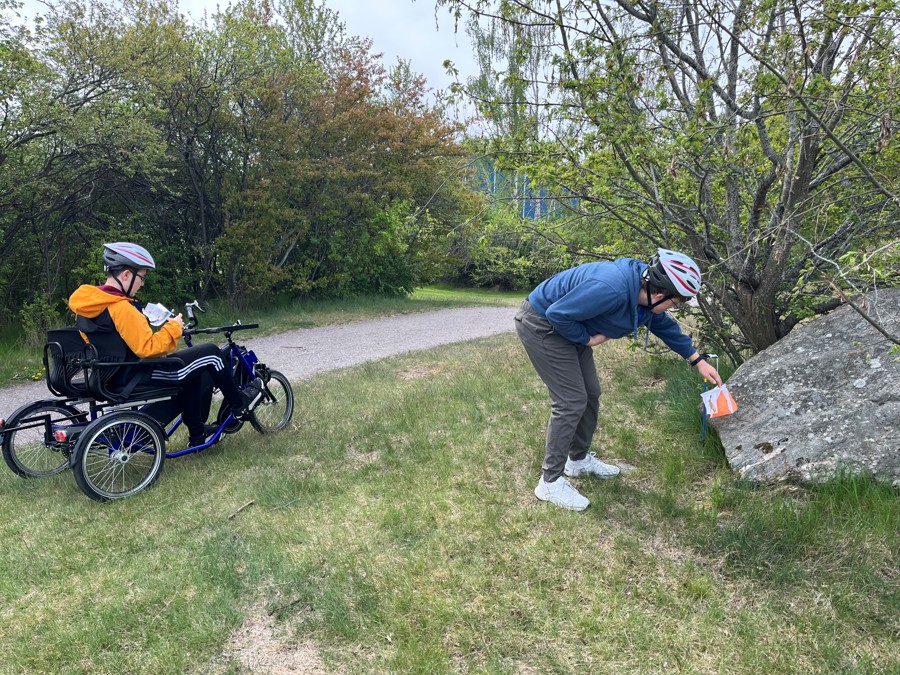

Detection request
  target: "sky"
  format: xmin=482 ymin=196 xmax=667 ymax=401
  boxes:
xmin=180 ymin=0 xmax=479 ymax=95
xmin=14 ymin=0 xmax=479 ymax=95
xmin=329 ymin=0 xmax=477 ymax=93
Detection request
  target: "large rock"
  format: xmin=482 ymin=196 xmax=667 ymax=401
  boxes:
xmin=710 ymin=288 xmax=900 ymax=486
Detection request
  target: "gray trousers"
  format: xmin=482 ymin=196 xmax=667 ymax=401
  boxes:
xmin=515 ymin=300 xmax=601 ymax=482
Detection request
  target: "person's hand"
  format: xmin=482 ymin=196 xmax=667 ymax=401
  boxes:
xmin=169 ymin=313 xmax=185 ymax=329
xmin=697 ymin=359 xmax=723 ymax=386
xmin=586 ymin=334 xmax=609 ymax=347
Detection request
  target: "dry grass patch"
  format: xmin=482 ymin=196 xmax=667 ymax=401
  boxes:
xmin=216 ymin=606 xmax=336 ymax=674
xmin=639 ymin=374 xmax=667 ymax=389
xmin=345 ymin=439 xmax=381 ymax=467
xmin=397 ymin=363 xmax=446 ymax=380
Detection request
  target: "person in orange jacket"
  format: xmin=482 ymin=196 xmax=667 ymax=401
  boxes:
xmin=69 ymin=242 xmax=263 ymax=446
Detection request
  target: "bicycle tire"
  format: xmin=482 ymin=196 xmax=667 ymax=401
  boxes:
xmin=72 ymin=412 xmax=166 ymax=501
xmin=2 ymin=400 xmax=86 ymax=478
xmin=249 ymin=370 xmax=294 ymax=433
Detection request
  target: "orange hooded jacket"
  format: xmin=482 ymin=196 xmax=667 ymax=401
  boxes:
xmin=68 ymin=285 xmax=182 ymax=358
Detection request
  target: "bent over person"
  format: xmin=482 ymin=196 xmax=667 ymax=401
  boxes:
xmin=68 ymin=242 xmax=264 ymax=447
xmin=515 ymin=249 xmax=723 ymax=511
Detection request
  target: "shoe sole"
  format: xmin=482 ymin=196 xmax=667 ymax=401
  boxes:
xmin=564 ymin=468 xmax=620 ymax=479
xmin=534 ymin=491 xmax=589 ymax=511
xmin=235 ymin=384 xmax=266 ymax=419
xmin=247 ymin=389 xmax=264 ymax=410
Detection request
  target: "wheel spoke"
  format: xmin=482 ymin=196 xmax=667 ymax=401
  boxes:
xmin=2 ymin=403 xmax=82 ymax=478
xmin=74 ymin=413 xmax=165 ymax=501
xmin=250 ymin=371 xmax=294 ymax=433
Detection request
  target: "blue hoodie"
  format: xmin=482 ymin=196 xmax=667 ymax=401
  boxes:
xmin=527 ymin=258 xmax=695 ymax=358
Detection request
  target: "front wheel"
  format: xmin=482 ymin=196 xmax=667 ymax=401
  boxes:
xmin=72 ymin=412 xmax=166 ymax=501
xmin=250 ymin=370 xmax=294 ymax=433
xmin=2 ymin=401 xmax=87 ymax=478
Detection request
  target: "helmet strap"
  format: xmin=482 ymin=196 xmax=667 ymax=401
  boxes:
xmin=642 ymin=280 xmax=670 ymax=310
xmin=112 ymin=269 xmax=138 ymax=297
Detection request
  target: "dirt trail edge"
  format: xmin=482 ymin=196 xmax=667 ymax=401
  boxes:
xmin=0 ymin=305 xmax=518 ymax=419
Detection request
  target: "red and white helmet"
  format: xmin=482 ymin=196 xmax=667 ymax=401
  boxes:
xmin=102 ymin=242 xmax=156 ymax=271
xmin=645 ymin=248 xmax=702 ymax=297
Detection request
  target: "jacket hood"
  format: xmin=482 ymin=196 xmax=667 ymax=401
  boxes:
xmin=613 ymin=258 xmax=646 ymax=339
xmin=69 ymin=285 xmax=135 ymax=319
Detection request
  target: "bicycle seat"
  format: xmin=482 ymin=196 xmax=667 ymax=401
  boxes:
xmin=44 ymin=328 xmax=92 ymax=398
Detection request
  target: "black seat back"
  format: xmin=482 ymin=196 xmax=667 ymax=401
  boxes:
xmin=74 ymin=311 xmax=183 ymax=404
xmin=44 ymin=327 xmax=91 ymax=398
xmin=75 ymin=312 xmax=133 ymax=361
xmin=75 ymin=311 xmax=139 ymax=399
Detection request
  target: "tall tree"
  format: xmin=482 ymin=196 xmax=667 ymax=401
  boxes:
xmin=0 ymin=0 xmax=178 ymax=313
xmin=218 ymin=40 xmax=468 ymax=303
xmin=439 ymin=0 xmax=900 ymax=359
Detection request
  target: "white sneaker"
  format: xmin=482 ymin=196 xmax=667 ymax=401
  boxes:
xmin=564 ymin=452 xmax=620 ymax=478
xmin=534 ymin=476 xmax=590 ymax=511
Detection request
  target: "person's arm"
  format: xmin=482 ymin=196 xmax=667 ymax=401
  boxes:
xmin=647 ymin=315 xmax=723 ymax=385
xmin=109 ymin=303 xmax=183 ymax=357
xmin=545 ymin=281 xmax=623 ymax=344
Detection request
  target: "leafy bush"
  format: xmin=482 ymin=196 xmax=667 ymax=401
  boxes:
xmin=450 ymin=206 xmax=570 ymax=290
xmin=19 ymin=298 xmax=63 ymax=349
xmin=336 ymin=201 xmax=418 ymax=297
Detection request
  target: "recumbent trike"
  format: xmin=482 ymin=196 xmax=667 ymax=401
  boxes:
xmin=0 ymin=301 xmax=294 ymax=501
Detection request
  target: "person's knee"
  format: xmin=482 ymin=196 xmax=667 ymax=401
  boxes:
xmin=551 ymin=392 xmax=588 ymax=417
xmin=196 ymin=342 xmax=220 ymax=357
xmin=192 ymin=343 xmax=225 ymax=372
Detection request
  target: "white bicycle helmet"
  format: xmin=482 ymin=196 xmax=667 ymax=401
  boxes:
xmin=645 ymin=248 xmax=702 ymax=297
xmin=102 ymin=242 xmax=156 ymax=271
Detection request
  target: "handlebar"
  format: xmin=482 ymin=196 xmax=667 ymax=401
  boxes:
xmin=183 ymin=323 xmax=259 ymax=336
xmin=184 ymin=300 xmax=205 ymax=329
xmin=178 ymin=300 xmax=259 ymax=339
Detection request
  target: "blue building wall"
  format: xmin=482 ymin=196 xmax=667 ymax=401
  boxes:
xmin=472 ymin=159 xmax=577 ymax=219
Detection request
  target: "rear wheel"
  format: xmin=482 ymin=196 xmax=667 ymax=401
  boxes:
xmin=72 ymin=412 xmax=165 ymax=501
xmin=250 ymin=370 xmax=294 ymax=433
xmin=2 ymin=401 xmax=86 ymax=478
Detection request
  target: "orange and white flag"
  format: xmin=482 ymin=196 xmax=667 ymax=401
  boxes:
xmin=701 ymin=384 xmax=738 ymax=419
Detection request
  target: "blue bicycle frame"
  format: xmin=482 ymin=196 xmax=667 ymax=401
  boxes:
xmin=3 ymin=301 xmax=293 ymax=501
xmin=163 ymin=322 xmax=263 ymax=458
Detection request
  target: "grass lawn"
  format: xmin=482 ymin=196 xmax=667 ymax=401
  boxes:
xmin=0 ymin=334 xmax=896 ymax=673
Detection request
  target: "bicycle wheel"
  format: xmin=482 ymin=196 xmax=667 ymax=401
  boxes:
xmin=72 ymin=412 xmax=165 ymax=501
xmin=2 ymin=401 xmax=86 ymax=478
xmin=250 ymin=370 xmax=294 ymax=433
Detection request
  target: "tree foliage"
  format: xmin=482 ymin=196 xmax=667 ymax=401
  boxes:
xmin=439 ymin=0 xmax=900 ymax=359
xmin=0 ymin=0 xmax=474 ymax=325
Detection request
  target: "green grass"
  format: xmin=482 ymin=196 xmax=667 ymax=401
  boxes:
xmin=0 ymin=329 xmax=47 ymax=388
xmin=0 ymin=336 xmax=896 ymax=673
xmin=0 ymin=285 xmax=523 ymax=388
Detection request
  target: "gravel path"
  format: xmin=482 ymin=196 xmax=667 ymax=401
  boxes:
xmin=0 ymin=306 xmax=518 ymax=420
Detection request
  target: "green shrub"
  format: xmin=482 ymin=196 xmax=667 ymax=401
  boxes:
xmin=18 ymin=298 xmax=63 ymax=349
